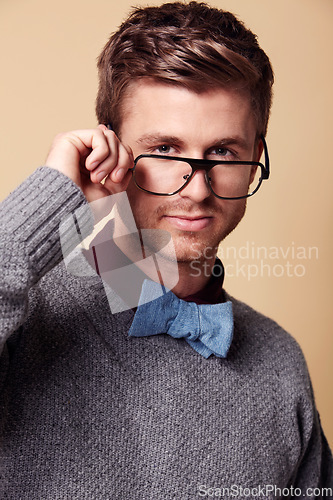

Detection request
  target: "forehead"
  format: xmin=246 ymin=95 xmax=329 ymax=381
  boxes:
xmin=119 ymin=78 xmax=257 ymax=144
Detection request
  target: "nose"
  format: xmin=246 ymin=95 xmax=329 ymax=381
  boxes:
xmin=179 ymin=169 xmax=212 ymax=203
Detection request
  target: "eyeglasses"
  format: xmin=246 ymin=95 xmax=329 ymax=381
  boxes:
xmin=130 ymin=135 xmax=270 ymax=200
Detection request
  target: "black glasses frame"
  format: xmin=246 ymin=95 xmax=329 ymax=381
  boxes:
xmin=129 ymin=135 xmax=270 ymax=200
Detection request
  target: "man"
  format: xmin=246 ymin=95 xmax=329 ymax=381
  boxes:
xmin=0 ymin=1 xmax=332 ymax=498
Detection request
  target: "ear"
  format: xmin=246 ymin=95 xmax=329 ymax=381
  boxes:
xmin=249 ymin=138 xmax=264 ymax=186
xmin=254 ymin=137 xmax=264 ymax=162
xmin=249 ymin=165 xmax=258 ymax=185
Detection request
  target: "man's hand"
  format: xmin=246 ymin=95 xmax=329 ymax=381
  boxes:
xmin=45 ymin=125 xmax=133 ymax=202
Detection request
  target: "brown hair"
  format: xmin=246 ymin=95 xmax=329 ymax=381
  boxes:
xmin=96 ymin=1 xmax=274 ymax=137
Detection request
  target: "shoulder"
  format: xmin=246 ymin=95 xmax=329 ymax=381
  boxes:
xmin=226 ymin=290 xmax=304 ymax=354
xmin=223 ymin=293 xmax=333 ymax=474
xmin=224 ymin=291 xmax=312 ymax=393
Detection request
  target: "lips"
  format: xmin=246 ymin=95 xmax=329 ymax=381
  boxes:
xmin=163 ymin=214 xmax=213 ymax=231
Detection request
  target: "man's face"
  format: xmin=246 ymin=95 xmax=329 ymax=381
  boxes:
xmin=119 ymin=79 xmax=261 ymax=263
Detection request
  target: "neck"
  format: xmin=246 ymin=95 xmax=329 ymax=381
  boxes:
xmin=99 ymin=217 xmax=218 ymax=299
xmin=170 ymin=254 xmax=217 ymax=299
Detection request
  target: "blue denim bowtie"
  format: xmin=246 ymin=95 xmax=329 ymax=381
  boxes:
xmin=128 ymin=280 xmax=233 ymax=358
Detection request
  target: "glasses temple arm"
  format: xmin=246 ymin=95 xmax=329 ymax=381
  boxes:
xmin=260 ymin=134 xmax=270 ymax=179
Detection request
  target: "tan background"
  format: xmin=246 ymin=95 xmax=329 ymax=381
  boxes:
xmin=1 ymin=0 xmax=332 ymax=447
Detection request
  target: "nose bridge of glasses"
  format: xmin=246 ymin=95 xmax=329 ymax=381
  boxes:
xmin=181 ymin=162 xmax=212 ymax=197
xmin=187 ymin=158 xmax=215 ymax=173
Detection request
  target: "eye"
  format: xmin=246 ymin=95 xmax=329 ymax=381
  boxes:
xmin=206 ymin=146 xmax=235 ymax=161
xmin=156 ymin=144 xmax=173 ymax=154
xmin=213 ymin=147 xmax=230 ymax=157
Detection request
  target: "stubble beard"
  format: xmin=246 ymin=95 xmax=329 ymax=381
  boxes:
xmin=127 ymin=197 xmax=247 ymax=265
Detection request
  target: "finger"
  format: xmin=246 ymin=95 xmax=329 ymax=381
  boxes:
xmin=104 ymin=170 xmax=132 ymax=194
xmin=46 ymin=129 xmax=107 ymax=182
xmin=88 ymin=130 xmax=120 ymax=182
xmin=110 ymin=142 xmax=134 ymax=183
xmin=104 ymin=142 xmax=134 ymax=193
xmin=84 ymin=129 xmax=114 ymax=171
xmin=63 ymin=128 xmax=108 ymax=160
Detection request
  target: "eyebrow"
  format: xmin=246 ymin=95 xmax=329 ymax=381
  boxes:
xmin=210 ymin=136 xmax=250 ymax=150
xmin=136 ymin=134 xmax=185 ymax=146
xmin=136 ymin=133 xmax=251 ymax=151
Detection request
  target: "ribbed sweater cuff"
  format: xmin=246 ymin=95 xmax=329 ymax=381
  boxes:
xmin=1 ymin=166 xmax=92 ymax=281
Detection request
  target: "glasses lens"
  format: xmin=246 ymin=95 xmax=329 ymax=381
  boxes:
xmin=134 ymin=157 xmax=192 ymax=194
xmin=209 ymin=163 xmax=262 ymax=198
xmin=134 ymin=157 xmax=263 ymax=198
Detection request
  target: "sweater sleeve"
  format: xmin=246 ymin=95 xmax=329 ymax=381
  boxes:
xmin=0 ymin=167 xmax=92 ymax=355
xmin=292 ymin=406 xmax=333 ymax=496
xmin=289 ymin=359 xmax=333 ymax=496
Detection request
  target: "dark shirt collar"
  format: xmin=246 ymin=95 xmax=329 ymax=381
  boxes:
xmin=182 ymin=258 xmax=226 ymax=305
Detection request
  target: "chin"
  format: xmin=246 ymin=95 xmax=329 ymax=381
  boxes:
xmin=170 ymin=232 xmax=219 ymax=263
xmin=171 ymin=217 xmax=243 ymax=263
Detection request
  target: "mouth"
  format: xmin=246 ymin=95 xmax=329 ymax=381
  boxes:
xmin=163 ymin=214 xmax=213 ymax=231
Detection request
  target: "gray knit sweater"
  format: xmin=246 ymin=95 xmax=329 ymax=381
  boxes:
xmin=0 ymin=167 xmax=332 ymax=500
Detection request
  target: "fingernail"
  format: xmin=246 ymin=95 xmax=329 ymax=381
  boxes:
xmin=96 ymin=171 xmax=106 ymax=182
xmin=112 ymin=168 xmax=124 ymax=182
xmin=116 ymin=168 xmax=125 ymax=180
